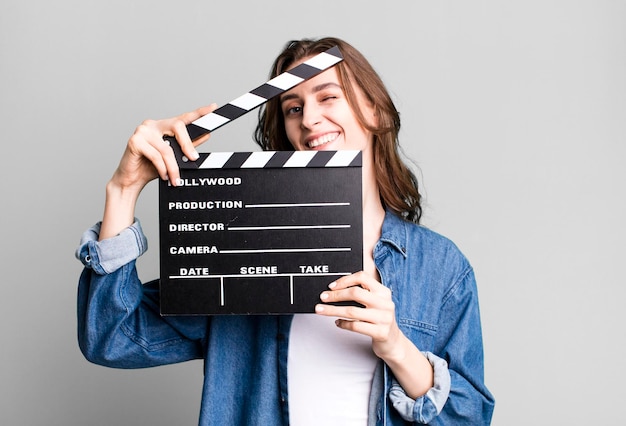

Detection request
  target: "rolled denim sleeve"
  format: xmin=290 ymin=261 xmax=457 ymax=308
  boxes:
xmin=388 ymin=351 xmax=451 ymax=423
xmin=76 ymin=220 xmax=207 ymax=369
xmin=75 ymin=220 xmax=148 ymax=274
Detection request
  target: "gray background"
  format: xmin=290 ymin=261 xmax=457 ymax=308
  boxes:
xmin=1 ymin=1 xmax=624 ymax=425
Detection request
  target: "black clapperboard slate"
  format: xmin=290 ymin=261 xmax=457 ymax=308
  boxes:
xmin=159 ymin=150 xmax=363 ymax=315
xmin=155 ymin=46 xmax=363 ymax=314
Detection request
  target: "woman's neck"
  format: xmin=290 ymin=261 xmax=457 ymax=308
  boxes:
xmin=361 ymin=148 xmax=385 ymax=226
xmin=361 ymin=149 xmax=385 ymax=278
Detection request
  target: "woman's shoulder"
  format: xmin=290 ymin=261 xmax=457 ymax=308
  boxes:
xmin=382 ymin=211 xmax=471 ymax=269
xmin=414 ymin=224 xmax=469 ymax=266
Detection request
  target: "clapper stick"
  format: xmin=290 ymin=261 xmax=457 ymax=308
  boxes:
xmin=163 ymin=46 xmax=343 ymax=168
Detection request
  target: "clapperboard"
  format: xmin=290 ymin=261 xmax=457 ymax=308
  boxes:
xmin=159 ymin=46 xmax=364 ymax=315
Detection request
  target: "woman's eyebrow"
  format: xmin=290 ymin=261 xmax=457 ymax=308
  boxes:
xmin=280 ymin=82 xmax=342 ymax=104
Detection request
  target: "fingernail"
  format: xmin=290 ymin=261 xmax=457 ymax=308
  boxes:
xmin=320 ymin=292 xmax=329 ymax=301
xmin=190 ymin=150 xmax=200 ymax=161
xmin=315 ymin=304 xmax=325 ymax=313
xmin=328 ymin=281 xmax=337 ymax=289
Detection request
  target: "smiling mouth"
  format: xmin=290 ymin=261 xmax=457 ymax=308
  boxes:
xmin=307 ymin=132 xmax=339 ymax=149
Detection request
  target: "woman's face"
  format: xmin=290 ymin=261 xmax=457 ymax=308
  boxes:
xmin=279 ymin=66 xmax=375 ymax=152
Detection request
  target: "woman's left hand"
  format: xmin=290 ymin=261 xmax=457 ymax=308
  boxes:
xmin=316 ymin=271 xmax=435 ymax=398
xmin=315 ymin=271 xmax=403 ymax=361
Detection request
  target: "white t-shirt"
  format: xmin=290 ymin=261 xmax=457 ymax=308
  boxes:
xmin=287 ymin=314 xmax=379 ymax=425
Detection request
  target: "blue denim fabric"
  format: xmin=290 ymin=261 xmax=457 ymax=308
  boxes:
xmin=76 ymin=212 xmax=494 ymax=425
xmin=76 ymin=220 xmax=148 ymax=275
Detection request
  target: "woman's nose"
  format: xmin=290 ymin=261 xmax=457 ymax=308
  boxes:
xmin=301 ymin=104 xmax=322 ymax=129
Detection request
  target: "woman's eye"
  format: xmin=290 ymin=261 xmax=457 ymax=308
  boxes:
xmin=286 ymin=106 xmax=302 ymax=115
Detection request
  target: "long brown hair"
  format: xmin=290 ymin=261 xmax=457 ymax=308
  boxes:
xmin=254 ymin=37 xmax=422 ymax=223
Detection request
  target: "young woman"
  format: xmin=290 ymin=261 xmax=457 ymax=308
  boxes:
xmin=76 ymin=37 xmax=495 ymax=425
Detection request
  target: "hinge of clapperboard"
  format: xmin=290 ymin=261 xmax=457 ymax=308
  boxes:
xmin=163 ymin=46 xmax=343 ymax=169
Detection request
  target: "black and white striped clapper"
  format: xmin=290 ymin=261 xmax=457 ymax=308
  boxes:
xmin=165 ymin=45 xmax=344 ymax=168
xmin=159 ymin=150 xmax=363 ymax=315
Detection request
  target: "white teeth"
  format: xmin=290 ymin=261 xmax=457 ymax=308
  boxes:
xmin=308 ymin=133 xmax=338 ymax=148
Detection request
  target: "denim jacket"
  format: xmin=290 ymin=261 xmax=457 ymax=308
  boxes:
xmin=76 ymin=210 xmax=494 ymax=425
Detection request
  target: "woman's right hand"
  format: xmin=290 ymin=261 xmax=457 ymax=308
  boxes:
xmin=111 ymin=104 xmax=217 ymax=193
xmin=99 ymin=105 xmax=217 ymax=240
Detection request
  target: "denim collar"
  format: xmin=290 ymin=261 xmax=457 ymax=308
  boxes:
xmin=378 ymin=210 xmax=410 ymax=258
